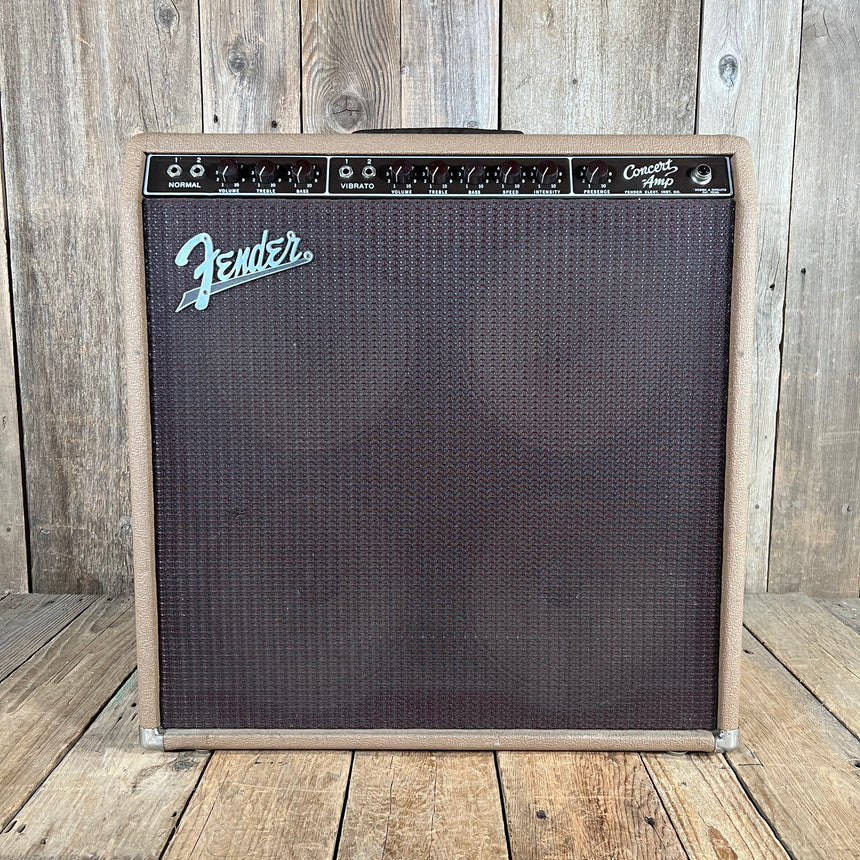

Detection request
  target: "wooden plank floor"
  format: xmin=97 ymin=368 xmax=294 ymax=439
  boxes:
xmin=0 ymin=594 xmax=857 ymax=859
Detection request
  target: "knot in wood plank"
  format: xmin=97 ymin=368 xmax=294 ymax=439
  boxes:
xmin=329 ymin=94 xmax=366 ymax=131
xmin=154 ymin=0 xmax=179 ymax=32
xmin=226 ymin=41 xmax=255 ymax=78
xmin=718 ymin=55 xmax=738 ymax=88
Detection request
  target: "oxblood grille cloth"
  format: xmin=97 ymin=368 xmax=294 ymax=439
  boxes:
xmin=142 ymin=196 xmax=734 ymax=731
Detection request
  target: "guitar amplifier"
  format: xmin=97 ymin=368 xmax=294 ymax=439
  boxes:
xmin=121 ymin=133 xmax=755 ymax=752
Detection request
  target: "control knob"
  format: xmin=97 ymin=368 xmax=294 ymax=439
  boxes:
xmin=536 ymin=160 xmax=560 ymax=187
xmin=218 ymin=158 xmax=241 ymax=182
xmin=500 ymin=160 xmax=523 ymax=186
xmin=291 ymin=159 xmax=315 ymax=185
xmin=464 ymin=164 xmax=486 ymax=187
xmin=583 ymin=160 xmax=611 ymax=186
xmin=427 ymin=160 xmax=450 ymax=186
xmin=255 ymin=159 xmax=277 ymax=182
xmin=390 ymin=160 xmax=414 ymax=185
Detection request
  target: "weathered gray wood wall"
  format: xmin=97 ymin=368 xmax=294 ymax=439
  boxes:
xmin=0 ymin=0 xmax=856 ymax=596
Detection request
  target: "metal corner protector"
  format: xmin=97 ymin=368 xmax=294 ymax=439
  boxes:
xmin=714 ymin=728 xmax=740 ymax=752
xmin=139 ymin=726 xmax=166 ymax=751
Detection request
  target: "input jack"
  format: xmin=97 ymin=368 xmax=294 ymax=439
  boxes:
xmin=166 ymin=163 xmax=182 ymax=178
xmin=361 ymin=164 xmax=377 ymax=179
xmin=339 ymin=164 xmax=354 ymax=179
xmin=691 ymin=163 xmax=712 ymax=186
xmin=189 ymin=163 xmax=205 ymax=178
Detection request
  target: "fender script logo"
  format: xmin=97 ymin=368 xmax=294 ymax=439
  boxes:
xmin=174 ymin=229 xmax=314 ymax=312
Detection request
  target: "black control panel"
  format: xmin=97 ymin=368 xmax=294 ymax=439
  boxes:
xmin=144 ymin=154 xmax=733 ymax=197
xmin=569 ymin=156 xmax=731 ymax=196
xmin=144 ymin=155 xmax=327 ymax=196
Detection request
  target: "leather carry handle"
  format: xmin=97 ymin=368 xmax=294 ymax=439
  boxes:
xmin=354 ymin=127 xmax=523 ymax=135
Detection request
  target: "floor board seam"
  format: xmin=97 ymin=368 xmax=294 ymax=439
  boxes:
xmin=639 ymin=752 xmax=693 ymax=860
xmin=157 ymin=747 xmax=215 ymax=860
xmin=0 ymin=666 xmax=136 ymax=833
xmin=493 ymin=752 xmax=513 ymax=860
xmin=0 ymin=595 xmax=96 ymax=683
xmin=329 ymin=749 xmax=355 ymax=860
xmin=723 ymin=752 xmax=798 ymax=860
xmin=743 ymin=622 xmax=860 ymax=742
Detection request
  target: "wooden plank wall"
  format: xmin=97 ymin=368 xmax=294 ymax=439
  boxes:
xmin=0 ymin=0 xmax=856 ymax=596
xmin=768 ymin=0 xmax=860 ymax=597
xmin=0 ymin=117 xmax=27 ymax=591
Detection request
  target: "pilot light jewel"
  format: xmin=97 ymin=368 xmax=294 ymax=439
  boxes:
xmin=173 ymin=228 xmax=313 ymax=312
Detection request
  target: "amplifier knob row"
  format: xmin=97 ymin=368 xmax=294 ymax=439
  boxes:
xmin=216 ymin=158 xmax=569 ymax=188
xmin=376 ymin=159 xmax=565 ymax=188
xmin=208 ymin=158 xmax=320 ymax=185
xmin=160 ymin=156 xmax=567 ymax=192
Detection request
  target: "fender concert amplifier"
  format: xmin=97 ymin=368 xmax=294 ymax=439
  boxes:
xmin=121 ymin=133 xmax=755 ymax=752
